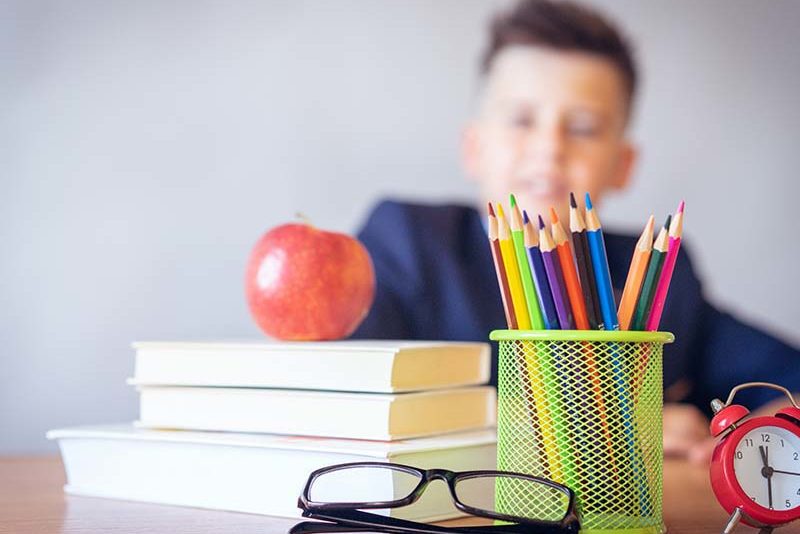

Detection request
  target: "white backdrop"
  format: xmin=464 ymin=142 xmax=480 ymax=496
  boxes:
xmin=2 ymin=0 xmax=799 ymax=453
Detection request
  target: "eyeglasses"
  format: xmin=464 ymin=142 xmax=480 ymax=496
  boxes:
xmin=289 ymin=462 xmax=581 ymax=534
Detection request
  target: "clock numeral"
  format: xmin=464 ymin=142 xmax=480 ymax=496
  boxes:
xmin=796 ymin=488 xmax=800 ymax=496
xmin=781 ymin=439 xmax=785 ymax=447
xmin=794 ymin=452 xmax=799 ymax=461
xmin=736 ymin=451 xmax=744 ymax=459
xmin=761 ymin=434 xmax=771 ymax=443
xmin=786 ymin=500 xmax=792 ymax=509
xmin=744 ymin=438 xmax=754 ymax=447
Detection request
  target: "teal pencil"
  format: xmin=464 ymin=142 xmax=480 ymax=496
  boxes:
xmin=631 ymin=216 xmax=671 ymax=331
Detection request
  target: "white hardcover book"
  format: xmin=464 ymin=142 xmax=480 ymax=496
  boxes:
xmin=130 ymin=340 xmax=490 ymax=393
xmin=48 ymin=424 xmax=498 ymax=521
xmin=136 ymin=386 xmax=497 ymax=441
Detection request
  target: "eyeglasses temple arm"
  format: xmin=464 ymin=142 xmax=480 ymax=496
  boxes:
xmin=290 ymin=520 xmax=557 ymax=534
xmin=301 ymin=509 xmax=569 ymax=534
xmin=290 ymin=521 xmax=393 ymax=534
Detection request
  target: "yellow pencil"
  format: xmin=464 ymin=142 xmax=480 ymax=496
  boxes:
xmin=618 ymin=216 xmax=655 ymax=330
xmin=497 ymin=204 xmax=531 ymax=329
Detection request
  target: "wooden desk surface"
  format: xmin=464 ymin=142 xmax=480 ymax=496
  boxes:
xmin=0 ymin=456 xmax=797 ymax=534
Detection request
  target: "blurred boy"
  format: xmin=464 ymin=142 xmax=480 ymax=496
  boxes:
xmin=351 ymin=0 xmax=799 ymax=463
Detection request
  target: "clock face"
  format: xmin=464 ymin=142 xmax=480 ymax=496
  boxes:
xmin=733 ymin=425 xmax=800 ymax=511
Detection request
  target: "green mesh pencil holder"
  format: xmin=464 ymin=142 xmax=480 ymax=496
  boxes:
xmin=490 ymin=330 xmax=674 ymax=534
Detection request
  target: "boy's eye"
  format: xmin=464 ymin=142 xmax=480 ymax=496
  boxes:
xmin=510 ymin=113 xmax=534 ymax=129
xmin=567 ymin=114 xmax=602 ymax=138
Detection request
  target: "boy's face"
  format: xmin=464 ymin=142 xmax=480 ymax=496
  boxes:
xmin=463 ymin=46 xmax=636 ymax=222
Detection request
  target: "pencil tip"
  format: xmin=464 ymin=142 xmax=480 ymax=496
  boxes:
xmin=677 ymin=200 xmax=685 ymax=214
xmin=487 ymin=202 xmax=495 ymax=217
xmin=523 ymin=210 xmax=530 ymax=225
xmin=509 ymin=194 xmax=517 ymax=208
xmin=537 ymin=214 xmax=545 ymax=229
xmin=647 ymin=215 xmax=655 ymax=228
xmin=664 ymin=214 xmax=672 ymax=229
xmin=549 ymin=207 xmax=559 ymax=223
xmin=497 ymin=204 xmax=505 ymax=218
xmin=569 ymin=192 xmax=577 ymax=209
xmin=585 ymin=193 xmax=593 ymax=210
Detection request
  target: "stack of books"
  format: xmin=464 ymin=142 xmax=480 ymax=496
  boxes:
xmin=48 ymin=340 xmax=498 ymax=521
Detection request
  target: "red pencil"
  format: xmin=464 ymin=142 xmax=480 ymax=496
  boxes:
xmin=550 ymin=207 xmax=589 ymax=330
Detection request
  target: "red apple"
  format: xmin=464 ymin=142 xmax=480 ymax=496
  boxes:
xmin=245 ymin=222 xmax=375 ymax=340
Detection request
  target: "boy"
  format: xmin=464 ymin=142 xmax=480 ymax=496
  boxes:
xmin=351 ymin=0 xmax=799 ymax=463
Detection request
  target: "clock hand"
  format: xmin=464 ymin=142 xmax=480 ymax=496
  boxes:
xmin=767 ymin=446 xmax=773 ymax=509
xmin=759 ymin=445 xmax=774 ymax=508
xmin=772 ymin=469 xmax=800 ymax=476
xmin=768 ymin=472 xmax=773 ymax=509
xmin=767 ymin=477 xmax=772 ymax=510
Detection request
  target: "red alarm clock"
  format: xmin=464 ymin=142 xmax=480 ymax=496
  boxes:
xmin=709 ymin=382 xmax=800 ymax=534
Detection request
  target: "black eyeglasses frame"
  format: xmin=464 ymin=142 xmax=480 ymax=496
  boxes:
xmin=292 ymin=461 xmax=581 ymax=534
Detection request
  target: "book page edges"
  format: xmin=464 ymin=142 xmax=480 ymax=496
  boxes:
xmin=47 ymin=425 xmax=497 ymax=456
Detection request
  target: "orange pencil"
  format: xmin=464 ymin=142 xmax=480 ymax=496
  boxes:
xmin=488 ymin=203 xmax=517 ymax=329
xmin=548 ymin=213 xmax=613 ymax=489
xmin=618 ymin=215 xmax=655 ymax=330
xmin=549 ymin=208 xmax=589 ymax=330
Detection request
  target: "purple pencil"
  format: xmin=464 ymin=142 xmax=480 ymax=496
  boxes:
xmin=523 ymin=210 xmax=560 ymax=330
xmin=538 ymin=215 xmax=574 ymax=330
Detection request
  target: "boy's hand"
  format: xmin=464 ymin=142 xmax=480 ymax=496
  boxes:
xmin=663 ymin=403 xmax=715 ymax=465
xmin=663 ymin=394 xmax=800 ymax=465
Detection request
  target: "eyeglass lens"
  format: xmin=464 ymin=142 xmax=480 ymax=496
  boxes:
xmin=308 ymin=465 xmax=569 ymax=522
xmin=455 ymin=475 xmax=569 ymax=522
xmin=308 ymin=465 xmax=422 ymax=505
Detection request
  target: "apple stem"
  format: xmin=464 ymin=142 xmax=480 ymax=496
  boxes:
xmin=295 ymin=212 xmax=314 ymax=228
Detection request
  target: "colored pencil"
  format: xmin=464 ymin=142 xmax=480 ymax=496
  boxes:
xmin=634 ymin=210 xmax=680 ymax=504
xmin=550 ymin=207 xmax=589 ymax=330
xmin=488 ymin=203 xmax=517 ymax=329
xmin=584 ymin=193 xmax=619 ymax=330
xmin=538 ymin=214 xmax=582 ymax=491
xmin=523 ymin=212 xmax=560 ymax=330
xmin=631 ymin=216 xmax=671 ymax=331
xmin=517 ymin=214 xmax=562 ymax=479
xmin=584 ymin=195 xmax=646 ymax=511
xmin=646 ymin=202 xmax=685 ymax=331
xmin=562 ymin=202 xmax=617 ymax=489
xmin=632 ymin=217 xmax=671 ymax=397
xmin=538 ymin=215 xmax=574 ymax=330
xmin=569 ymin=193 xmax=602 ymax=330
xmin=497 ymin=204 xmax=532 ymax=329
xmin=515 ymin=343 xmax=550 ymax=477
xmin=510 ymin=195 xmax=546 ymax=330
xmin=618 ymin=215 xmax=655 ymax=331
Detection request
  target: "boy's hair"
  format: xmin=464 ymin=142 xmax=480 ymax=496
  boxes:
xmin=483 ymin=0 xmax=637 ymax=108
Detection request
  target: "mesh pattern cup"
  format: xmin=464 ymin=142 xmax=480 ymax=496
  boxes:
xmin=490 ymin=330 xmax=674 ymax=534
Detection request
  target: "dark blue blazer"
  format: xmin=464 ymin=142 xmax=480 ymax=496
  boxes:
xmin=351 ymin=200 xmax=800 ymax=412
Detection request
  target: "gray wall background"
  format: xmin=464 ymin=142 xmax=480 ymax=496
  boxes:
xmin=2 ymin=1 xmax=799 ymax=453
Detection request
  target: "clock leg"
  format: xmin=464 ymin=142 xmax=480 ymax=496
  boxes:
xmin=722 ymin=508 xmax=743 ymax=534
xmin=757 ymin=528 xmax=773 ymax=534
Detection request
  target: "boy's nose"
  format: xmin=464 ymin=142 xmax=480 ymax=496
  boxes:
xmin=522 ymin=125 xmax=566 ymax=164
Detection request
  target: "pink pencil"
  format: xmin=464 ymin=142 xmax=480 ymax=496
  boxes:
xmin=646 ymin=201 xmax=685 ymax=331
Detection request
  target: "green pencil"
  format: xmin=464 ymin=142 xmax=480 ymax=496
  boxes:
xmin=510 ymin=194 xmax=545 ymax=330
xmin=631 ymin=216 xmax=671 ymax=331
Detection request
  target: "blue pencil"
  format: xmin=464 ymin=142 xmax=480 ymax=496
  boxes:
xmin=523 ymin=211 xmax=560 ymax=329
xmin=584 ymin=193 xmax=647 ymax=513
xmin=584 ymin=193 xmax=619 ymax=331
